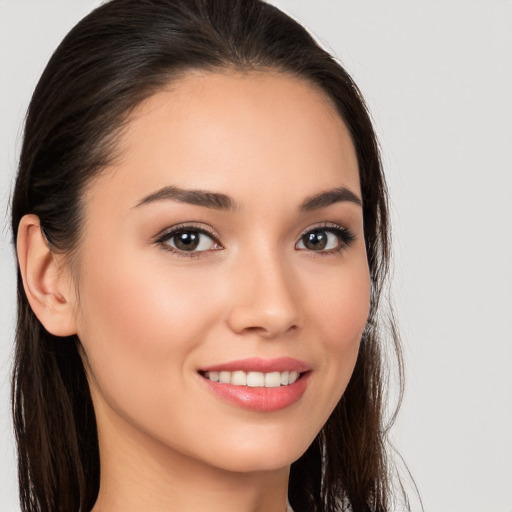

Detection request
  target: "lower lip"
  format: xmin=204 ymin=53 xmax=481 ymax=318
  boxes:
xmin=200 ymin=373 xmax=310 ymax=412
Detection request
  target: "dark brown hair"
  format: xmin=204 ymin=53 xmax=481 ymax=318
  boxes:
xmin=11 ymin=1 xmax=404 ymax=511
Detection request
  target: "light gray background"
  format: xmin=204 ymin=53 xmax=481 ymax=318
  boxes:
xmin=1 ymin=1 xmax=511 ymax=511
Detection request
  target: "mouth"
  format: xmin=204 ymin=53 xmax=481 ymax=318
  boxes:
xmin=198 ymin=357 xmax=311 ymax=412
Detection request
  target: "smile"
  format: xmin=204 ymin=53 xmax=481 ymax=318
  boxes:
xmin=199 ymin=357 xmax=311 ymax=412
xmin=203 ymin=370 xmax=300 ymax=387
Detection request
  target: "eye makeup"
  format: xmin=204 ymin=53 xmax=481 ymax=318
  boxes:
xmin=153 ymin=220 xmax=356 ymax=258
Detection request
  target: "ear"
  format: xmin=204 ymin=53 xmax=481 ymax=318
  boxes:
xmin=16 ymin=214 xmax=78 ymax=337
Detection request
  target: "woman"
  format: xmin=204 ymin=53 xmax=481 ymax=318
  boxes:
xmin=11 ymin=1 xmax=404 ymax=511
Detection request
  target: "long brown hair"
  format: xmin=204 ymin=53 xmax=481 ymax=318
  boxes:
xmin=11 ymin=1 xmax=404 ymax=511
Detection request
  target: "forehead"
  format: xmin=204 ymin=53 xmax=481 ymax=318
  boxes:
xmin=89 ymin=70 xmax=360 ymax=210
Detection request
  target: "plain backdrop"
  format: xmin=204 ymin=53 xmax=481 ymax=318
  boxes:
xmin=1 ymin=1 xmax=511 ymax=511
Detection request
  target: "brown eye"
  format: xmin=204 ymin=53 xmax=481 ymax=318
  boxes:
xmin=172 ymin=231 xmax=200 ymax=251
xmin=296 ymin=226 xmax=354 ymax=253
xmin=301 ymin=230 xmax=329 ymax=251
xmin=161 ymin=229 xmax=219 ymax=252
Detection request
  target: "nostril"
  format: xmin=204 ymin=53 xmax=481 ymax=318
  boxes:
xmin=244 ymin=324 xmax=298 ymax=338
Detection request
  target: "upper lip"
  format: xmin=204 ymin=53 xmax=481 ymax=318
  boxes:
xmin=199 ymin=357 xmax=311 ymax=373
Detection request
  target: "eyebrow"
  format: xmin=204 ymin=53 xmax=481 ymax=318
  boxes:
xmin=134 ymin=185 xmax=361 ymax=211
xmin=135 ymin=186 xmax=237 ymax=210
xmin=300 ymin=187 xmax=362 ymax=210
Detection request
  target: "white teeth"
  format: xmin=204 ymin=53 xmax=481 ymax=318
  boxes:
xmin=204 ymin=370 xmax=302 ymax=387
xmin=231 ymin=370 xmax=247 ymax=386
xmin=264 ymin=371 xmax=281 ymax=388
xmin=208 ymin=371 xmax=220 ymax=382
xmin=219 ymin=371 xmax=231 ymax=384
xmin=247 ymin=371 xmax=265 ymax=387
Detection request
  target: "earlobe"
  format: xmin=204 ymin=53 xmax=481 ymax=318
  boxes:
xmin=17 ymin=214 xmax=77 ymax=337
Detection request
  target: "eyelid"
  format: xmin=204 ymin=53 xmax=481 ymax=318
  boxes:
xmin=153 ymin=222 xmax=221 ymax=243
xmin=297 ymin=221 xmax=352 ymax=239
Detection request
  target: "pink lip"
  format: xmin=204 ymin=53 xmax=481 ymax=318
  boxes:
xmin=198 ymin=357 xmax=312 ymax=412
xmin=199 ymin=357 xmax=311 ymax=373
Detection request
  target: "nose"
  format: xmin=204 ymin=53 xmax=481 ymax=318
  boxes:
xmin=226 ymin=251 xmax=301 ymax=339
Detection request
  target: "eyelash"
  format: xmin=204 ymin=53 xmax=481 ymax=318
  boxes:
xmin=155 ymin=223 xmax=221 ymax=259
xmin=154 ymin=222 xmax=356 ymax=258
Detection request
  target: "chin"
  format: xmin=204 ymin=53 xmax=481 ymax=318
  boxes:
xmin=211 ymin=450 xmax=302 ymax=474
xmin=198 ymin=429 xmax=315 ymax=474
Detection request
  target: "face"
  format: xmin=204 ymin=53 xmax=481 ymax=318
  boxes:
xmin=73 ymin=71 xmax=370 ymax=473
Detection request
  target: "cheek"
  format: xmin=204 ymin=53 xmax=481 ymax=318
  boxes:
xmin=79 ymin=262 xmax=207 ymax=356
xmin=74 ymin=247 xmax=220 ymax=417
xmin=302 ymin=254 xmax=370 ymax=412
xmin=306 ymin=251 xmax=370 ymax=348
xmin=322 ymin=270 xmax=370 ymax=351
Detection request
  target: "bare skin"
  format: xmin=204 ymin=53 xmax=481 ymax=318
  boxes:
xmin=17 ymin=71 xmax=370 ymax=512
